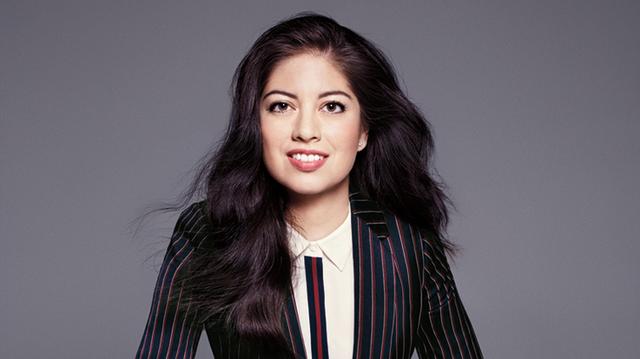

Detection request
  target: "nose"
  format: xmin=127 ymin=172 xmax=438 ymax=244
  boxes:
xmin=291 ymin=106 xmax=320 ymax=143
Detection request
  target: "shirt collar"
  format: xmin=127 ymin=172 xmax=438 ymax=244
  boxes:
xmin=286 ymin=205 xmax=352 ymax=272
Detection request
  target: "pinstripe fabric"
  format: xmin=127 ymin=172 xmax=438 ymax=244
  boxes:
xmin=304 ymin=256 xmax=330 ymax=359
xmin=135 ymin=202 xmax=206 ymax=359
xmin=135 ymin=189 xmax=482 ymax=358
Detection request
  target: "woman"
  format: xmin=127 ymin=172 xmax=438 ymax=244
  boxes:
xmin=135 ymin=12 xmax=483 ymax=359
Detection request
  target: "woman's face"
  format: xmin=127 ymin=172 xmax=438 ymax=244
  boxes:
xmin=259 ymin=52 xmax=368 ymax=199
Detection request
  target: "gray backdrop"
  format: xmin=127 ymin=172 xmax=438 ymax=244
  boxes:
xmin=2 ymin=1 xmax=638 ymax=358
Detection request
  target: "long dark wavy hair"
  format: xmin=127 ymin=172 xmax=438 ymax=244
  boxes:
xmin=133 ymin=11 xmax=457 ymax=357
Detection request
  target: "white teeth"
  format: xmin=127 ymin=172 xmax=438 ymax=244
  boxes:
xmin=292 ymin=153 xmax=324 ymax=162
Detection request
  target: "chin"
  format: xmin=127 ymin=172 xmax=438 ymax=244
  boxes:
xmin=281 ymin=177 xmax=346 ymax=198
xmin=285 ymin=184 xmax=329 ymax=197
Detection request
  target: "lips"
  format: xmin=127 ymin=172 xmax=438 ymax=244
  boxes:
xmin=286 ymin=148 xmax=328 ymax=172
xmin=286 ymin=148 xmax=330 ymax=157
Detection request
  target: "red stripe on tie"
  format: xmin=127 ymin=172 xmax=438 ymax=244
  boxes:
xmin=312 ymin=257 xmax=323 ymax=359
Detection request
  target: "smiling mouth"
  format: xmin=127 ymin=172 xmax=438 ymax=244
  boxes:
xmin=287 ymin=153 xmax=327 ymax=171
xmin=288 ymin=153 xmax=327 ymax=162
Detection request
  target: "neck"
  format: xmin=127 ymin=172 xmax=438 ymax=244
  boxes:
xmin=286 ymin=180 xmax=350 ymax=241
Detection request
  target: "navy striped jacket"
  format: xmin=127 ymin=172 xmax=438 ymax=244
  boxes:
xmin=135 ymin=190 xmax=483 ymax=358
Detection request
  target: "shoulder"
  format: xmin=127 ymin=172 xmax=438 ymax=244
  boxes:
xmin=173 ymin=199 xmax=212 ymax=248
xmin=381 ymin=208 xmax=424 ymax=246
xmin=382 ymin=208 xmax=440 ymax=250
xmin=380 ymin=209 xmax=448 ymax=273
xmin=380 ymin=208 xmax=426 ymax=267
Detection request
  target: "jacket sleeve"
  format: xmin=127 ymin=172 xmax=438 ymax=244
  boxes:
xmin=135 ymin=202 xmax=205 ymax=358
xmin=414 ymin=228 xmax=483 ymax=358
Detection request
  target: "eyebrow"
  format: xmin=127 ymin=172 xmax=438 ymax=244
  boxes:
xmin=261 ymin=89 xmax=352 ymax=101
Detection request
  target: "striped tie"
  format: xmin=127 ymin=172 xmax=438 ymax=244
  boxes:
xmin=304 ymin=255 xmax=330 ymax=359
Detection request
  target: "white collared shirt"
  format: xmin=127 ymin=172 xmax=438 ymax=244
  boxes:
xmin=286 ymin=205 xmax=354 ymax=359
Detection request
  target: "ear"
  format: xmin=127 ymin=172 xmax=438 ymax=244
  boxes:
xmin=357 ymin=128 xmax=368 ymax=152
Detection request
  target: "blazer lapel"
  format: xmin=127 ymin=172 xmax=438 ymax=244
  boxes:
xmin=280 ymin=187 xmax=396 ymax=359
xmin=282 ymin=290 xmax=307 ymax=358
xmin=349 ymin=189 xmax=396 ymax=359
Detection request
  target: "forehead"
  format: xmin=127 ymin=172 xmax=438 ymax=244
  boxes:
xmin=263 ymin=53 xmax=352 ymax=95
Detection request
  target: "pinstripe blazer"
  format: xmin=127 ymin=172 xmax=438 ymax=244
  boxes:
xmin=135 ymin=189 xmax=483 ymax=358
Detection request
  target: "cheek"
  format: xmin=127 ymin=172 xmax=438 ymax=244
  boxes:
xmin=260 ymin=120 xmax=275 ymax=149
xmin=332 ymin=123 xmax=362 ymax=151
xmin=260 ymin=121 xmax=285 ymax=163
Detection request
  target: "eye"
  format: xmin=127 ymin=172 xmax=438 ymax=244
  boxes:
xmin=323 ymin=101 xmax=346 ymax=113
xmin=267 ymin=102 xmax=291 ymax=113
